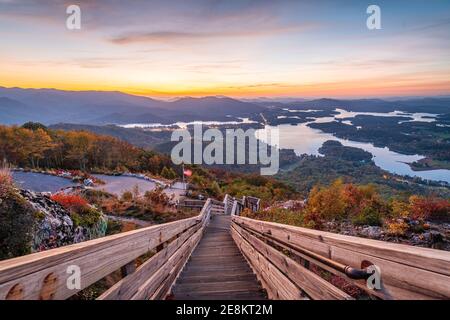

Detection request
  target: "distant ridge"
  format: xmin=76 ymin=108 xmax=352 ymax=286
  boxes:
xmin=0 ymin=87 xmax=264 ymax=125
xmin=0 ymin=87 xmax=449 ymax=125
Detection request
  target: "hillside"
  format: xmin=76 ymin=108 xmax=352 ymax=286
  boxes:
xmin=271 ymin=97 xmax=450 ymax=114
xmin=0 ymin=87 xmax=265 ymax=125
xmin=276 ymin=141 xmax=450 ymax=199
xmin=49 ymin=123 xmax=171 ymax=149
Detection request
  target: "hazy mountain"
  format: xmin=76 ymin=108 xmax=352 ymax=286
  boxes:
xmin=0 ymin=97 xmax=37 ymax=124
xmin=91 ymin=111 xmax=170 ymax=125
xmin=166 ymin=96 xmax=263 ymax=118
xmin=0 ymin=87 xmax=265 ymax=125
xmin=1 ymin=87 xmax=448 ymax=126
xmin=278 ymin=98 xmax=450 ymax=113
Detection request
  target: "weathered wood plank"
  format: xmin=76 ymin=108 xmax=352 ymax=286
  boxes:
xmin=233 ymin=216 xmax=450 ymax=300
xmin=178 ymin=273 xmax=257 ymax=284
xmin=232 ymin=223 xmax=352 ymax=300
xmin=151 ymin=229 xmax=203 ymax=300
xmin=233 ymin=216 xmax=450 ymax=275
xmin=0 ymin=198 xmax=213 ymax=300
xmin=151 ymin=202 xmax=214 ymax=300
xmin=0 ymin=218 xmax=201 ymax=300
xmin=174 ymin=290 xmax=266 ymax=300
xmin=98 ymin=223 xmax=201 ymax=300
xmin=231 ymin=225 xmax=301 ymax=300
xmin=0 ymin=216 xmax=198 ymax=282
xmin=171 ymin=214 xmax=266 ymax=300
xmin=132 ymin=228 xmax=203 ymax=300
xmin=173 ymin=279 xmax=261 ymax=293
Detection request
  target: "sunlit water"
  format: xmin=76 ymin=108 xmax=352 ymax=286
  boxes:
xmin=283 ymin=108 xmax=437 ymax=122
xmin=333 ymin=108 xmax=438 ymax=123
xmin=121 ymin=109 xmax=449 ymax=183
xmin=256 ymin=122 xmax=450 ymax=183
xmin=121 ymin=117 xmax=256 ymax=129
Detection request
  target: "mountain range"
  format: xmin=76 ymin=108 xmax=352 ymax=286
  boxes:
xmin=0 ymin=87 xmax=264 ymax=125
xmin=0 ymin=86 xmax=449 ymax=125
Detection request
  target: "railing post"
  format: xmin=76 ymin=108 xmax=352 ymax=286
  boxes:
xmin=223 ymin=194 xmax=229 ymax=215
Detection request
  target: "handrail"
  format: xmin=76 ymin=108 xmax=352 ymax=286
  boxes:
xmin=231 ymin=215 xmax=450 ymax=300
xmin=0 ymin=198 xmax=214 ymax=300
xmin=3 ymin=192 xmax=448 ymax=300
xmin=177 ymin=199 xmax=206 ymax=210
xmin=253 ymin=227 xmax=374 ymax=280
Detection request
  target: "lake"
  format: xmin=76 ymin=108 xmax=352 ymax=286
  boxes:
xmin=114 ymin=108 xmax=450 ymax=184
xmin=12 ymin=171 xmax=76 ymax=193
xmin=256 ymin=122 xmax=450 ymax=183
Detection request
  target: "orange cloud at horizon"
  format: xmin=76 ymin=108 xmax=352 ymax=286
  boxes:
xmin=2 ymin=70 xmax=449 ymax=100
xmin=1 ymin=0 xmax=450 ymax=100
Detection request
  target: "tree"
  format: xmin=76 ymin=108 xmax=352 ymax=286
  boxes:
xmin=65 ymin=131 xmax=94 ymax=170
xmin=22 ymin=122 xmax=48 ymax=132
xmin=409 ymin=196 xmax=450 ymax=222
xmin=304 ymin=179 xmax=386 ymax=227
xmin=161 ymin=166 xmax=176 ymax=179
xmin=29 ymin=128 xmax=54 ymax=168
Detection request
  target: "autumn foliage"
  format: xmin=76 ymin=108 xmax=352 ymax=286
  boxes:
xmin=0 ymin=124 xmax=174 ymax=175
xmin=300 ymin=179 xmax=449 ymax=229
xmin=50 ymin=194 xmax=89 ymax=212
xmin=408 ymin=196 xmax=450 ymax=222
xmin=0 ymin=168 xmax=13 ymax=198
xmin=304 ymin=179 xmax=388 ymax=228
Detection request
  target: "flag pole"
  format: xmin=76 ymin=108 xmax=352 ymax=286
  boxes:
xmin=182 ymin=163 xmax=185 ymax=190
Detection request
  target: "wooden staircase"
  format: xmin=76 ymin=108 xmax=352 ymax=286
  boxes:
xmin=171 ymin=215 xmax=266 ymax=300
xmin=0 ymin=194 xmax=449 ymax=300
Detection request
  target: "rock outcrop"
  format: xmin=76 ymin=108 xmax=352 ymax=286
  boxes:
xmin=20 ymin=190 xmax=107 ymax=252
xmin=0 ymin=188 xmax=107 ymax=259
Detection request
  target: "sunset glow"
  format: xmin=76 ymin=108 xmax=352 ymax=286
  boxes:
xmin=1 ymin=0 xmax=450 ymax=98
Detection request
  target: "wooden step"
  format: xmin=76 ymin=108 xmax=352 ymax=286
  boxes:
xmin=177 ymin=273 xmax=257 ymax=284
xmin=184 ymin=262 xmax=250 ymax=271
xmin=173 ymin=280 xmax=262 ymax=294
xmin=170 ymin=214 xmax=266 ymax=300
xmin=180 ymin=265 xmax=254 ymax=277
xmin=192 ymin=251 xmax=242 ymax=259
xmin=172 ymin=290 xmax=267 ymax=300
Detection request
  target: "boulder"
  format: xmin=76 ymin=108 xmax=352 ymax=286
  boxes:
xmin=19 ymin=189 xmax=107 ymax=253
xmin=360 ymin=226 xmax=383 ymax=239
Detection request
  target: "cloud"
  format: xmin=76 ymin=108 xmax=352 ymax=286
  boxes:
xmin=110 ymin=24 xmax=310 ymax=44
xmin=310 ymin=58 xmax=428 ymax=69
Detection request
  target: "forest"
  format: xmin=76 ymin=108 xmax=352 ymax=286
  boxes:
xmin=0 ymin=122 xmax=174 ymax=176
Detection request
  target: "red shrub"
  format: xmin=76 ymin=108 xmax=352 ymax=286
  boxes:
xmin=409 ymin=196 xmax=450 ymax=222
xmin=50 ymin=194 xmax=88 ymax=212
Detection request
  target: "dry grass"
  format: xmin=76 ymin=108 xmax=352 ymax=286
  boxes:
xmin=0 ymin=166 xmax=13 ymax=197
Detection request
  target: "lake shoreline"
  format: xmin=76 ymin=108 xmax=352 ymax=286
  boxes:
xmin=409 ymin=158 xmax=450 ymax=172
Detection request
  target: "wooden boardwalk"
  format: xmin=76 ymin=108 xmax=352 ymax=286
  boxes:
xmin=0 ymin=195 xmax=449 ymax=300
xmin=171 ymin=215 xmax=267 ymax=300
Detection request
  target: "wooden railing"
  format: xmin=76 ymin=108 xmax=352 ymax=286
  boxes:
xmin=176 ymin=199 xmax=206 ymax=210
xmin=0 ymin=199 xmax=213 ymax=300
xmin=244 ymin=196 xmax=261 ymax=212
xmin=231 ymin=215 xmax=450 ymax=300
xmin=223 ymin=194 xmax=234 ymax=215
xmin=1 ymin=193 xmax=449 ymax=300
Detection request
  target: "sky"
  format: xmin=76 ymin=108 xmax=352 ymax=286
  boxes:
xmin=0 ymin=0 xmax=450 ymax=99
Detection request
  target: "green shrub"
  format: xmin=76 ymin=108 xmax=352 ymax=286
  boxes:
xmin=71 ymin=206 xmax=102 ymax=228
xmin=121 ymin=191 xmax=133 ymax=202
xmin=0 ymin=173 xmax=36 ymax=259
xmin=351 ymin=206 xmax=382 ymax=226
